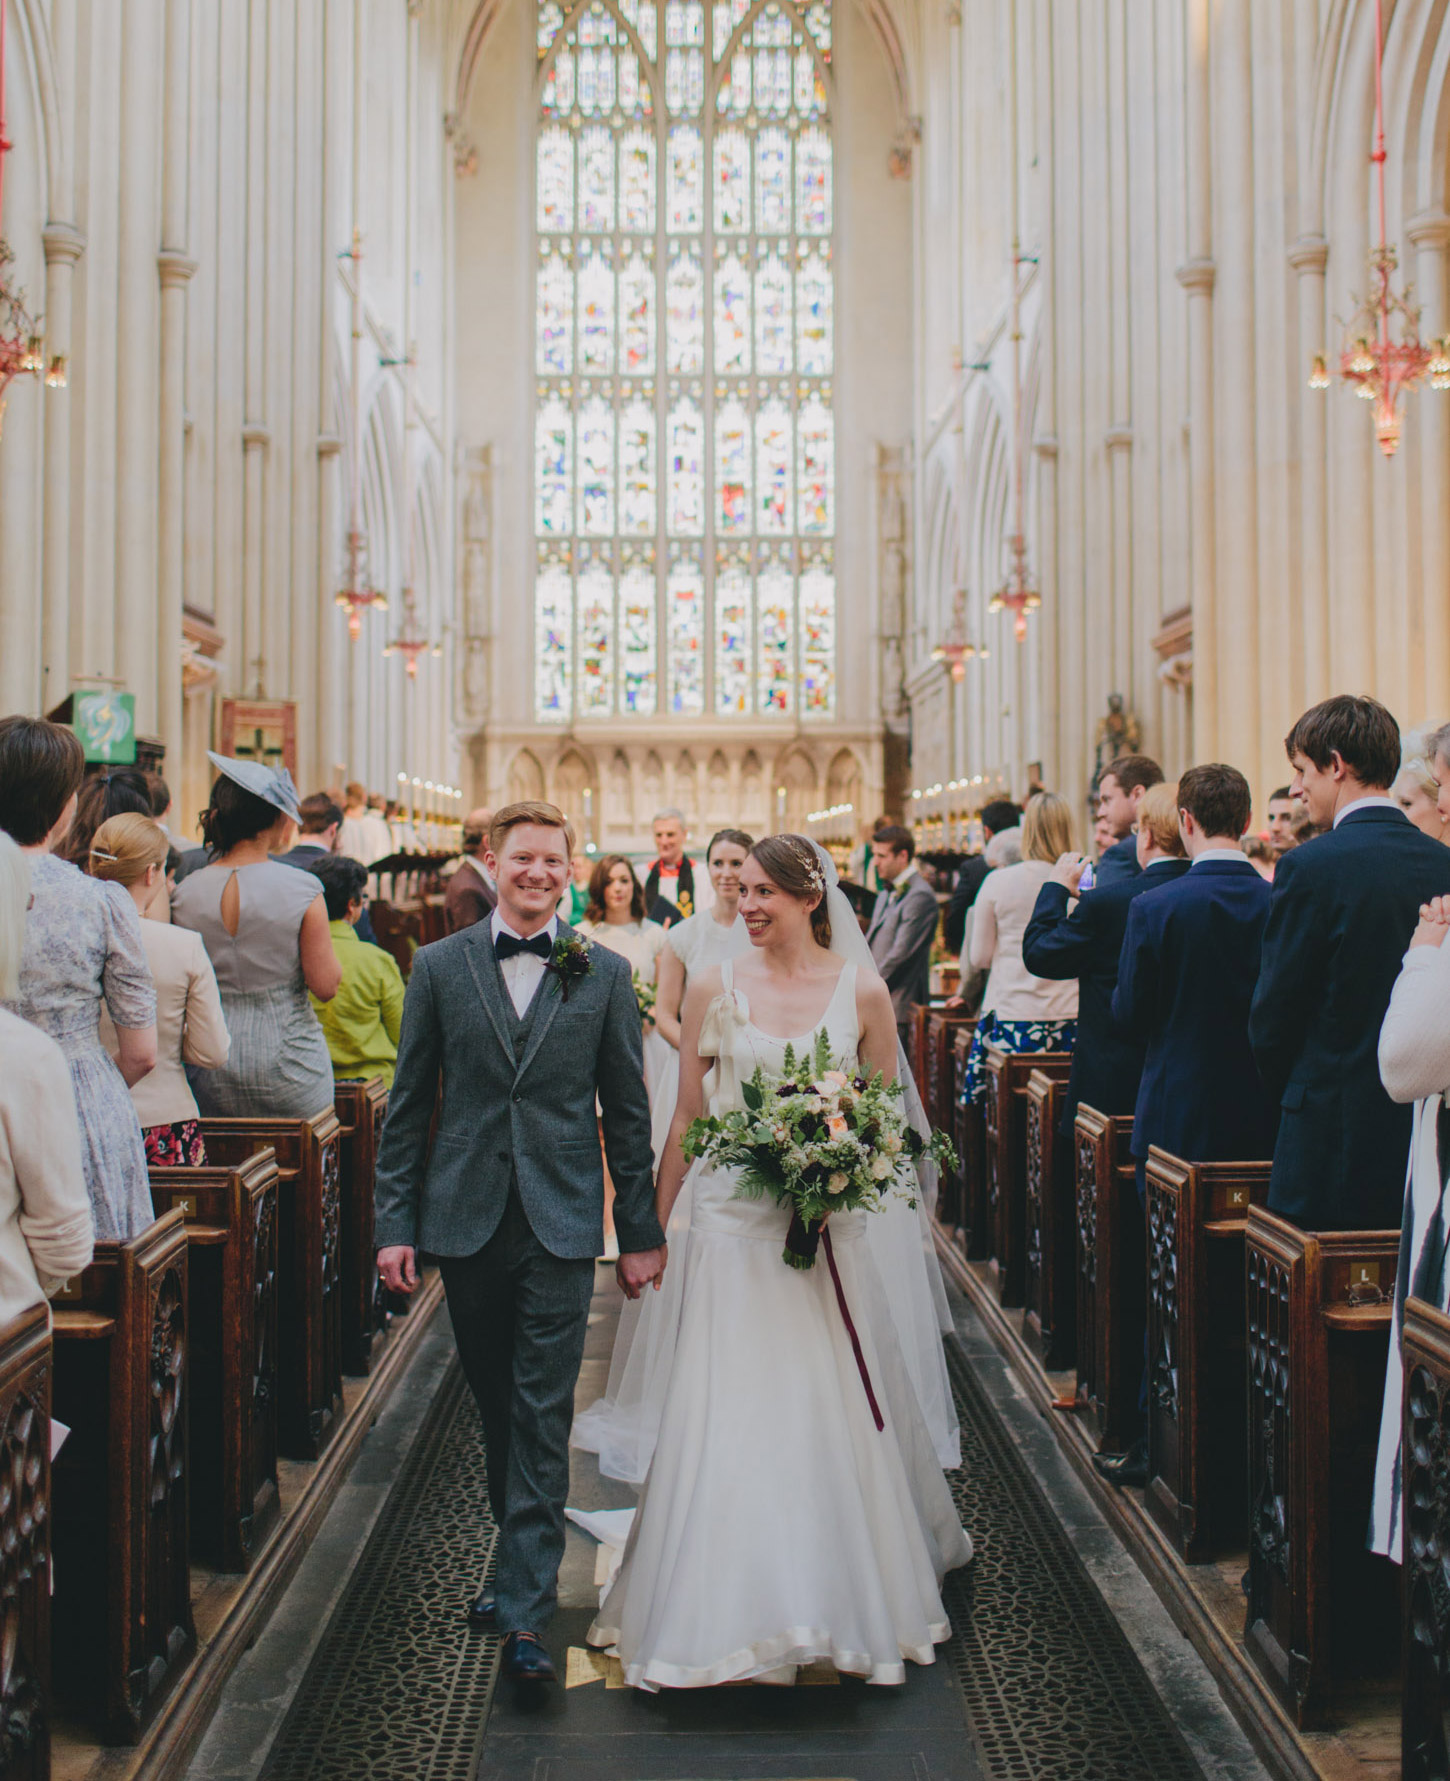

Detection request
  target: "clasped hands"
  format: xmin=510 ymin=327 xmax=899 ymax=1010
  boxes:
xmin=1411 ymin=894 xmax=1450 ymax=950
xmin=377 ymin=1241 xmax=669 ymax=1300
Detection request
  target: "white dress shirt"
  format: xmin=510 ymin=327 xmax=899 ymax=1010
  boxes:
xmin=1191 ymin=847 xmax=1253 ymax=867
xmin=491 ymin=909 xmax=559 ymax=1016
xmin=1333 ymin=795 xmax=1401 ymax=828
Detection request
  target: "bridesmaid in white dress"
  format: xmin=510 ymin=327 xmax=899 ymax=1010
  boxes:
xmin=572 ymin=830 xmax=752 ymax=1475
xmin=576 ymin=856 xmax=671 ymax=1161
xmin=588 ymin=835 xmax=970 ymax=1691
xmin=651 ymin=828 xmax=753 ymax=1158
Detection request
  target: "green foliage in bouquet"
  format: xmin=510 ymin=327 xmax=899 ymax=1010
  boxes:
xmin=632 ymin=970 xmax=658 ymax=1028
xmin=683 ymin=1028 xmax=958 ymax=1269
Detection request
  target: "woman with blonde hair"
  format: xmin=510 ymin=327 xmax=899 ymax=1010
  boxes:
xmin=959 ymin=791 xmax=1080 ymax=1106
xmin=0 ymin=832 xmax=94 ymax=1318
xmin=89 ymin=814 xmax=230 ymax=1166
xmin=1393 ymin=728 xmax=1450 ymax=843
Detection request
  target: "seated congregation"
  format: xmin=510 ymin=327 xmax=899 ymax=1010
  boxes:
xmin=923 ymin=693 xmax=1450 ymax=1765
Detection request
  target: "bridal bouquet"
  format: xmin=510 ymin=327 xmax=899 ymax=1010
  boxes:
xmin=632 ymin=971 xmax=658 ymax=1028
xmin=682 ymin=1028 xmax=957 ymax=1271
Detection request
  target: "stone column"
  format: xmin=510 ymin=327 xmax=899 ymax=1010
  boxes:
xmin=1289 ymin=234 xmax=1329 ymax=708
xmin=1409 ymin=210 xmax=1450 ymax=715
xmin=1178 ymin=0 xmax=1215 ymax=757
xmin=316 ymin=435 xmax=343 ymax=781
xmin=39 ymin=223 xmax=84 ymax=714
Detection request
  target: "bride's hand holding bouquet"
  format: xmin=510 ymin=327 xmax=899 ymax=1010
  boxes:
xmin=682 ymin=1027 xmax=957 ymax=1270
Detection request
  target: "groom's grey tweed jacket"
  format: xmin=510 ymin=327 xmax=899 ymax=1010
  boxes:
xmin=373 ymin=920 xmax=665 ymax=1261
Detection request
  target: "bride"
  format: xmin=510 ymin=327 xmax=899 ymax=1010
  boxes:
xmin=586 ymin=834 xmax=971 ymax=1691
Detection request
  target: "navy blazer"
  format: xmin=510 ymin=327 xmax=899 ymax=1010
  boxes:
xmin=1249 ymin=805 xmax=1450 ymax=1231
xmin=1113 ymin=859 xmax=1279 ymax=1164
xmin=1023 ymin=858 xmax=1191 ymax=1136
xmin=1093 ymin=832 xmax=1142 ymax=890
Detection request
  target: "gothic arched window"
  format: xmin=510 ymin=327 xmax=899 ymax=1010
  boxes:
xmin=533 ymin=0 xmax=836 ymax=723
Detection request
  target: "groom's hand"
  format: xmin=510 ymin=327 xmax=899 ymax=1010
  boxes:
xmin=377 ymin=1244 xmax=419 ymax=1295
xmin=616 ymin=1245 xmax=667 ymax=1301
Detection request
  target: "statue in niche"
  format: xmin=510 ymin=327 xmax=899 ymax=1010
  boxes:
xmin=642 ymin=753 xmax=664 ymax=816
xmin=1092 ymin=693 xmax=1143 ymax=789
xmin=609 ymin=752 xmax=632 ymax=829
xmin=707 ymin=754 xmax=730 ymax=822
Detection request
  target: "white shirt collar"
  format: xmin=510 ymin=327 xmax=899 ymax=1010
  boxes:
xmin=1192 ymin=847 xmax=1251 ymax=866
xmin=490 ymin=908 xmax=559 ymax=944
xmin=1333 ymin=794 xmax=1401 ymax=828
xmin=889 ymin=861 xmax=919 ymax=890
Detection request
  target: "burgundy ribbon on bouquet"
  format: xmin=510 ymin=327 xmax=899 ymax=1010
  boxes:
xmin=821 ymin=1227 xmax=885 ymax=1433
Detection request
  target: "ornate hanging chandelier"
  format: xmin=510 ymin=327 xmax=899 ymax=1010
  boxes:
xmin=0 ymin=0 xmax=65 ymax=439
xmin=335 ymin=230 xmax=388 ymax=638
xmin=1309 ymin=0 xmax=1450 ymax=456
xmin=989 ymin=239 xmax=1040 ymax=642
xmin=930 ymin=587 xmax=988 ymax=680
xmin=383 ymin=587 xmax=442 ymax=680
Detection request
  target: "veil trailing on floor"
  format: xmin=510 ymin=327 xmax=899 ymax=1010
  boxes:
xmin=571 ymin=840 xmax=961 ymax=1480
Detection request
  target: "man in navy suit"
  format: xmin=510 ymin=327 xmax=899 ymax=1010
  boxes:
xmin=1249 ymin=695 xmax=1450 ymax=1232
xmin=1098 ymin=764 xmax=1279 ymax=1485
xmin=1093 ymin=754 xmax=1164 ymax=888
xmin=1023 ymin=781 xmax=1190 ymax=1144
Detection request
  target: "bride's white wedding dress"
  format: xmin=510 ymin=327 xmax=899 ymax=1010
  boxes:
xmin=586 ymin=959 xmax=972 ymax=1691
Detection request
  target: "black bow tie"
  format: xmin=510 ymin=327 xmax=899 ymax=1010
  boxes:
xmin=495 ymin=931 xmax=553 ymax=963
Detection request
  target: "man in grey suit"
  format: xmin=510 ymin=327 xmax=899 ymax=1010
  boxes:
xmin=375 ymin=802 xmax=666 ymax=1685
xmin=866 ymin=823 xmax=941 ymax=1051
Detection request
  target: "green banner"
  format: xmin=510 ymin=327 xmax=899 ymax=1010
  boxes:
xmin=72 ymin=689 xmax=136 ymax=764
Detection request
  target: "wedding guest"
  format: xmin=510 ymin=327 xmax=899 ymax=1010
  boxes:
xmin=578 ymin=856 xmax=671 ymax=1167
xmin=306 ymin=854 xmax=404 ymax=1088
xmin=959 ymin=794 xmax=1079 ymax=1107
xmin=90 ymin=814 xmax=231 ymax=1165
xmin=1102 ymin=764 xmax=1278 ymax=1487
xmin=942 ymin=799 xmax=1023 ymax=955
xmin=148 ymin=772 xmax=178 ymax=843
xmin=0 ymin=717 xmax=157 ymax=1240
xmin=1392 ymin=730 xmax=1450 ymax=843
xmin=655 ymin=829 xmax=753 ymax=1055
xmin=1370 ymin=879 xmax=1450 ymax=1562
xmin=1022 ymin=781 xmax=1189 ymax=1144
xmin=850 ymin=814 xmax=891 ymax=895
xmin=644 ymin=808 xmax=712 ymax=918
xmin=866 ymin=824 xmax=941 ymax=1053
xmin=1250 ymin=696 xmax=1450 ymax=1231
xmin=1242 ymin=835 xmax=1278 ymax=881
xmin=445 ymin=807 xmax=497 ymax=932
xmin=559 ymin=851 xmax=592 ymax=926
xmin=0 ymin=831 xmax=94 ymax=1318
xmin=174 ymin=754 xmax=340 ymax=1119
xmin=1265 ymin=786 xmax=1298 ymax=856
xmin=1093 ymin=755 xmax=1165 ymax=887
xmin=60 ymin=765 xmax=153 ymax=867
xmin=385 ymin=799 xmax=419 ymax=853
xmin=275 ymin=793 xmax=342 ymax=867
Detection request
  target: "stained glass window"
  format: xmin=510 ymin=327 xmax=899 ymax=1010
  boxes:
xmin=534 ymin=0 xmax=835 ymax=722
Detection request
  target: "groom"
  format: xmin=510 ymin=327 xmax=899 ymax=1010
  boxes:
xmin=374 ymin=800 xmax=666 ymax=1683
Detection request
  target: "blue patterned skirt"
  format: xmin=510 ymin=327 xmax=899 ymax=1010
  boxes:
xmin=960 ymin=1010 xmax=1078 ymax=1108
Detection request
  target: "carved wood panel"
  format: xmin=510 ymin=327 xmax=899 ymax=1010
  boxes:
xmin=1404 ymin=1297 xmax=1450 ymax=1781
xmin=0 ymin=1306 xmax=50 ymax=1781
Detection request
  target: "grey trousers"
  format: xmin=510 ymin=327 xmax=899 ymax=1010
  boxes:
xmin=439 ymin=1191 xmax=596 ymax=1634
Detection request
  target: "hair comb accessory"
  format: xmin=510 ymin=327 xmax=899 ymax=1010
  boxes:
xmin=88 ymin=847 xmax=118 ymax=862
xmin=789 ymin=839 xmax=826 ymax=892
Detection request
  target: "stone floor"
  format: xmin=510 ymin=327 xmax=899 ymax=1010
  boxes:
xmin=186 ymin=1266 xmax=1272 ymax=1781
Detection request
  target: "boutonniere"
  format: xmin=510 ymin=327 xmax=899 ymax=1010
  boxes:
xmin=545 ymin=933 xmax=594 ymax=1002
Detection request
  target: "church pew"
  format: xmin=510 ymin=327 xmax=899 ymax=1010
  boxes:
xmin=52 ymin=1210 xmax=194 ymax=1743
xmin=1024 ymin=1070 xmax=1074 ymax=1370
xmin=1143 ymin=1147 xmax=1271 ymax=1561
xmin=910 ymin=1005 xmax=931 ymax=1112
xmin=952 ymin=1028 xmax=989 ymax=1258
xmin=1073 ymin=1105 xmax=1144 ymax=1450
xmin=1243 ymin=1208 xmax=1399 ymax=1728
xmin=984 ymin=1046 xmax=1071 ymax=1307
xmin=0 ymin=1303 xmax=53 ymax=1781
xmin=147 ymin=1149 xmax=281 ymax=1572
xmin=1402 ymin=1295 xmax=1450 ymax=1779
xmin=924 ymin=1006 xmax=975 ymax=1139
xmin=199 ymin=1112 xmax=344 ymax=1461
xmin=332 ymin=1076 xmax=389 ymax=1374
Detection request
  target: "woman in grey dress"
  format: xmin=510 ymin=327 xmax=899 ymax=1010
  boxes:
xmin=174 ymin=755 xmax=341 ymax=1119
xmin=0 ymin=717 xmax=158 ymax=1241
